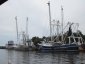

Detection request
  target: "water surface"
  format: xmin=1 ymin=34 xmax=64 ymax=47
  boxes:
xmin=0 ymin=49 xmax=85 ymax=64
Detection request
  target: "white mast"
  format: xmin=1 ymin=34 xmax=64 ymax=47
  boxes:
xmin=47 ymin=1 xmax=52 ymax=41
xmin=57 ymin=20 xmax=59 ymax=37
xmin=26 ymin=17 xmax=29 ymax=40
xmin=15 ymin=16 xmax=19 ymax=43
xmin=61 ymin=6 xmax=64 ymax=42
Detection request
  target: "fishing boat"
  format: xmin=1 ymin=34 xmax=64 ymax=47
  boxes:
xmin=38 ymin=24 xmax=85 ymax=52
xmin=14 ymin=17 xmax=30 ymax=51
xmin=38 ymin=2 xmax=79 ymax=52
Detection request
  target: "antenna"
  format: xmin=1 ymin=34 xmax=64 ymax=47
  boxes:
xmin=15 ymin=16 xmax=19 ymax=43
xmin=47 ymin=1 xmax=52 ymax=41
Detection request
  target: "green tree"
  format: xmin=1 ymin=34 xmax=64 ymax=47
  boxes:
xmin=32 ymin=36 xmax=42 ymax=46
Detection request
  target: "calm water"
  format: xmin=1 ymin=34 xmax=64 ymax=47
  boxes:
xmin=0 ymin=49 xmax=85 ymax=64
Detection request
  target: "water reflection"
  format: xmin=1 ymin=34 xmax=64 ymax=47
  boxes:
xmin=1 ymin=50 xmax=85 ymax=64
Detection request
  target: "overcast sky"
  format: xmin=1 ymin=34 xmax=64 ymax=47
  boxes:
xmin=0 ymin=0 xmax=85 ymax=45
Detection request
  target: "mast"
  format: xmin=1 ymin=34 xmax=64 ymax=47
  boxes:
xmin=15 ymin=16 xmax=19 ymax=43
xmin=26 ymin=17 xmax=29 ymax=40
xmin=47 ymin=1 xmax=52 ymax=41
xmin=57 ymin=20 xmax=59 ymax=37
xmin=61 ymin=6 xmax=64 ymax=42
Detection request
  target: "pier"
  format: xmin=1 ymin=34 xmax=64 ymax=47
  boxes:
xmin=0 ymin=46 xmax=6 ymax=49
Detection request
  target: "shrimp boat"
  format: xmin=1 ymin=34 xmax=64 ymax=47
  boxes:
xmin=38 ymin=2 xmax=80 ymax=52
xmin=38 ymin=23 xmax=79 ymax=52
xmin=14 ymin=17 xmax=31 ymax=51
